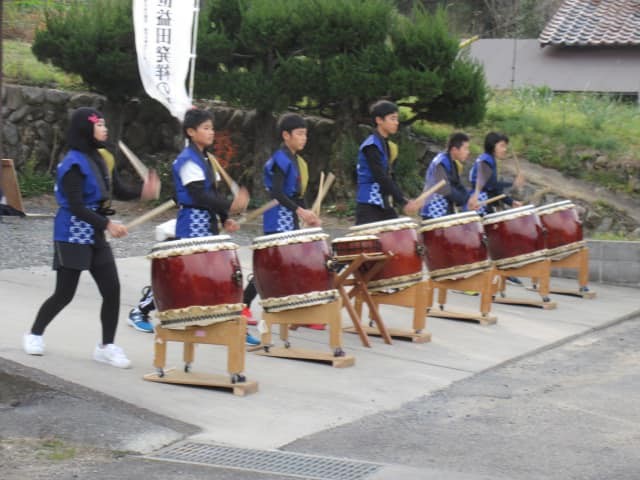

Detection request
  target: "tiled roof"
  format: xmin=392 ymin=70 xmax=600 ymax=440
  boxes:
xmin=539 ymin=0 xmax=640 ymax=46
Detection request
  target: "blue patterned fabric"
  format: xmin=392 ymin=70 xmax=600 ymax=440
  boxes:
xmin=172 ymin=145 xmax=217 ymax=239
xmin=356 ymin=134 xmax=387 ymax=207
xmin=421 ymin=152 xmax=453 ymax=219
xmin=263 ymin=148 xmax=301 ymax=233
xmin=423 ymin=193 xmax=449 ymax=219
xmin=476 ymin=191 xmax=489 ymax=216
xmin=54 ymin=150 xmax=106 ymax=244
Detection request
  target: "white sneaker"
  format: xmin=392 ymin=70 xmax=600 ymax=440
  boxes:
xmin=23 ymin=333 xmax=45 ymax=355
xmin=93 ymin=344 xmax=131 ymax=369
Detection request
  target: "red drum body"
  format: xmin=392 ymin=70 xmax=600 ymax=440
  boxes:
xmin=348 ymin=218 xmax=423 ymax=291
xmin=331 ymin=235 xmax=382 ymax=259
xmin=536 ymin=200 xmax=584 ymax=257
xmin=419 ymin=212 xmax=490 ymax=281
xmin=251 ymin=228 xmax=337 ymax=312
xmin=482 ymin=205 xmax=547 ymax=269
xmin=149 ymin=235 xmax=243 ymax=329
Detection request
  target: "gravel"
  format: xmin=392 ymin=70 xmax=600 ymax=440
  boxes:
xmin=0 ymin=196 xmax=351 ymax=270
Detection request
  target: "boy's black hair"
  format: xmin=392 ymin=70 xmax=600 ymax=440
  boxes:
xmin=183 ymin=108 xmax=214 ymax=139
xmin=447 ymin=132 xmax=470 ymax=152
xmin=370 ymin=100 xmax=398 ymax=122
xmin=484 ymin=132 xmax=509 ymax=155
xmin=277 ymin=113 xmax=306 ymax=137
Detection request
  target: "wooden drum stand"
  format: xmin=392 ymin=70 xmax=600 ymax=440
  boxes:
xmin=426 ymin=268 xmax=497 ymax=325
xmin=493 ymin=258 xmax=557 ymax=309
xmin=531 ymin=247 xmax=596 ymax=299
xmin=256 ymin=298 xmax=355 ymax=368
xmin=144 ymin=316 xmax=258 ymax=396
xmin=352 ymin=279 xmax=431 ymax=343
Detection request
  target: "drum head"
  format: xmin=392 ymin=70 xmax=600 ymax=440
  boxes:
xmin=251 ymin=228 xmax=328 ymax=249
xmin=420 ymin=211 xmax=480 ymax=231
xmin=348 ymin=217 xmax=417 ymax=235
xmin=483 ymin=205 xmax=535 ymax=225
xmin=332 ymin=234 xmax=378 ymax=244
xmin=536 ymin=200 xmax=575 ymax=215
xmin=148 ymin=235 xmax=237 ymax=259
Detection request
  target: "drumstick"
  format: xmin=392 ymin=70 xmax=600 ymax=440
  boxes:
xmin=207 ymin=152 xmax=240 ymax=196
xmin=118 ymin=141 xmax=149 ymax=181
xmin=312 ymin=172 xmax=325 ymax=216
xmin=415 ymin=179 xmax=447 ymax=208
xmin=238 ymin=199 xmax=279 ymax=224
xmin=478 ymin=193 xmax=506 ymax=207
xmin=124 ymin=199 xmax=176 ymax=230
xmin=315 ymin=172 xmax=335 ymax=215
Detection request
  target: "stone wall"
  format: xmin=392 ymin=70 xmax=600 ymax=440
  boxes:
xmin=1 ymin=84 xmax=337 ymax=203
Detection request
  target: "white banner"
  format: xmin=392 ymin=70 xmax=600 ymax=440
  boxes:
xmin=133 ymin=0 xmax=195 ymax=121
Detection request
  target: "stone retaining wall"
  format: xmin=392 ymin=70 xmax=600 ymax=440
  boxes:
xmin=552 ymin=240 xmax=640 ymax=288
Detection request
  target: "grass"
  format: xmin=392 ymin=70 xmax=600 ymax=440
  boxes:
xmin=18 ymin=154 xmax=55 ymax=197
xmin=3 ymin=39 xmax=85 ymax=89
xmin=412 ymin=87 xmax=640 ymax=195
xmin=38 ymin=439 xmax=77 ymax=461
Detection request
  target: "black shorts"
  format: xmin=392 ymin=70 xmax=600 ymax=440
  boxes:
xmin=53 ymin=241 xmax=115 ymax=271
xmin=355 ymin=203 xmax=398 ymax=225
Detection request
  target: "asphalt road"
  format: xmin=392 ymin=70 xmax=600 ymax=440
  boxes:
xmin=2 ymin=315 xmax=638 ymax=479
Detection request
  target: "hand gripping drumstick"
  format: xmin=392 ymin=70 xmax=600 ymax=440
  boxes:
xmin=238 ymin=199 xmax=279 ymax=224
xmin=207 ymin=152 xmax=240 ymax=196
xmin=415 ymin=179 xmax=447 ymax=209
xmin=118 ymin=141 xmax=149 ymax=181
xmin=124 ymin=199 xmax=176 ymax=230
xmin=478 ymin=194 xmax=506 ymax=207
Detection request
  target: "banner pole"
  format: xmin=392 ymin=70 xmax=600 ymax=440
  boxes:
xmin=187 ymin=0 xmax=200 ymax=102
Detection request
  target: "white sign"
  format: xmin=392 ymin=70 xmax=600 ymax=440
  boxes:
xmin=133 ymin=0 xmax=195 ymax=121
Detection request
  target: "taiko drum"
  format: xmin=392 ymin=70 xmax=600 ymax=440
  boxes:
xmin=419 ymin=211 xmax=490 ymax=281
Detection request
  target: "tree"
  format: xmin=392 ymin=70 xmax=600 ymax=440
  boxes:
xmin=31 ymin=0 xmax=487 ymax=198
xmin=32 ymin=0 xmax=141 ymax=102
xmin=196 ymin=0 xmax=487 ymax=196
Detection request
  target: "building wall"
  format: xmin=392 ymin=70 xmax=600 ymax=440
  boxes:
xmin=469 ymin=39 xmax=640 ymax=95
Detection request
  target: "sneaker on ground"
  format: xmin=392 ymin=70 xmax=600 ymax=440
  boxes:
xmin=245 ymin=332 xmax=260 ymax=346
xmin=23 ymin=333 xmax=45 ymax=355
xmin=506 ymin=276 xmax=523 ymax=286
xmin=242 ymin=306 xmax=257 ymax=326
xmin=128 ymin=309 xmax=154 ymax=333
xmin=303 ymin=324 xmax=326 ymax=330
xmin=93 ymin=344 xmax=131 ymax=369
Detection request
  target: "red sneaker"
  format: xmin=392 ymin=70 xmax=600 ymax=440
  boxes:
xmin=242 ymin=306 xmax=257 ymax=326
xmin=305 ymin=324 xmax=326 ymax=330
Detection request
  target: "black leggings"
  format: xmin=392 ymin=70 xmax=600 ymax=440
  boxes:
xmin=31 ymin=261 xmax=121 ymax=345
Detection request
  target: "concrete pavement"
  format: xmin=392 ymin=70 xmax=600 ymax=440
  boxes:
xmin=1 ymin=246 xmax=639 ymax=454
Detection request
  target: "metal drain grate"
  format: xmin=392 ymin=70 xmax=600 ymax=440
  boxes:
xmin=146 ymin=442 xmax=382 ymax=480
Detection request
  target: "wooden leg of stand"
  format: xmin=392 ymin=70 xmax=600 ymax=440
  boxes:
xmin=538 ymin=259 xmax=551 ymax=299
xmin=280 ymin=322 xmax=290 ymax=343
xmin=578 ymin=248 xmax=589 ymax=289
xmin=480 ymin=272 xmax=493 ymax=316
xmin=227 ymin=321 xmax=245 ymax=375
xmin=339 ymin=286 xmax=371 ymax=347
xmin=358 ymin=285 xmax=392 ymax=345
xmin=425 ymin=280 xmax=435 ymax=310
xmin=437 ymin=287 xmax=447 ymax=308
xmin=183 ymin=342 xmax=195 ymax=366
xmin=154 ymin=330 xmax=167 ymax=369
xmin=261 ymin=319 xmax=273 ymax=347
xmin=354 ymin=294 xmax=364 ymax=319
xmin=328 ymin=301 xmax=342 ymax=350
xmin=413 ymin=282 xmax=428 ymax=332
